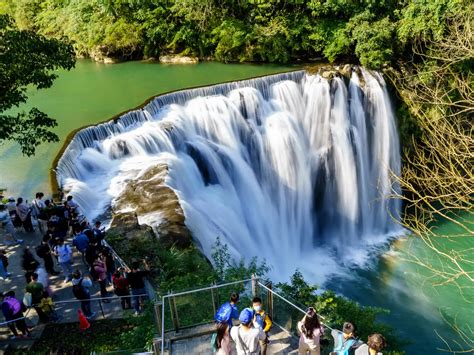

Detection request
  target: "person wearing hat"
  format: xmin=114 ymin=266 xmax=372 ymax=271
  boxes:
xmin=230 ymin=308 xmax=265 ymax=355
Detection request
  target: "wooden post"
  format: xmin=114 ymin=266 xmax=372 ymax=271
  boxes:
xmin=169 ymin=296 xmax=180 ymax=332
xmin=266 ymin=282 xmax=273 ymax=320
xmin=251 ymin=274 xmax=259 ymax=297
xmin=154 ymin=302 xmax=162 ymax=335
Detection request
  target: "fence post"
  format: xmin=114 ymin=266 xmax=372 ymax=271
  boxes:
xmin=210 ymin=283 xmax=217 ymax=316
xmin=154 ymin=302 xmax=162 ymax=335
xmin=169 ymin=296 xmax=180 ymax=332
xmin=266 ymin=282 xmax=273 ymax=320
xmin=251 ymin=274 xmax=259 ymax=297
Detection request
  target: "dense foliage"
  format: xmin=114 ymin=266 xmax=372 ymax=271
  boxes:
xmin=0 ymin=0 xmax=467 ymax=69
xmin=0 ymin=14 xmax=75 ymax=155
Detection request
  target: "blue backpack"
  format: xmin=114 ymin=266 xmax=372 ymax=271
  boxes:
xmin=333 ymin=332 xmax=356 ymax=355
xmin=215 ymin=302 xmax=234 ymax=324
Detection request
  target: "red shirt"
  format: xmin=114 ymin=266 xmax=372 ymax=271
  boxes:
xmin=112 ymin=275 xmax=129 ymax=290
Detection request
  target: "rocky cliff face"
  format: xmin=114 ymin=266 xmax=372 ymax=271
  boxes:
xmin=111 ymin=164 xmax=192 ymax=249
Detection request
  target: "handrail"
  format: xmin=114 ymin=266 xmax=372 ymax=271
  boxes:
xmin=160 ymin=278 xmax=253 ymax=354
xmin=257 ymin=281 xmax=335 ymax=332
xmin=161 ymin=278 xmax=252 ymax=299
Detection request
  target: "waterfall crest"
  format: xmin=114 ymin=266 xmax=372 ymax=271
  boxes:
xmin=56 ymin=68 xmax=401 ymax=282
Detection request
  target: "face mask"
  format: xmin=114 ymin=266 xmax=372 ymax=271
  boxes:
xmin=253 ymin=305 xmax=262 ymax=312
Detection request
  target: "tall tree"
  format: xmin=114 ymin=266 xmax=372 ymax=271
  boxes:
xmin=0 ymin=14 xmax=75 ymax=156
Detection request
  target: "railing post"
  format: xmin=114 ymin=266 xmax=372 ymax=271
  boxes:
xmin=266 ymin=282 xmax=273 ymax=320
xmin=251 ymin=274 xmax=259 ymax=297
xmin=210 ymin=283 xmax=217 ymax=316
xmin=154 ymin=302 xmax=162 ymax=335
xmin=169 ymin=296 xmax=180 ymax=332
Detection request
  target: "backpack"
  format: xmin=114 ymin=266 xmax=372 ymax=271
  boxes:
xmin=215 ymin=302 xmax=233 ymax=324
xmin=331 ymin=333 xmax=356 ymax=355
xmin=72 ymin=279 xmax=89 ymax=300
xmin=210 ymin=332 xmax=218 ymax=353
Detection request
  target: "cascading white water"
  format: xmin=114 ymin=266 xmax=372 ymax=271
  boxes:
xmin=56 ymin=68 xmax=401 ymax=282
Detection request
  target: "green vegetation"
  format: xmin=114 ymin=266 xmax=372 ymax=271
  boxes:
xmin=106 ymin=232 xmax=405 ymax=353
xmin=0 ymin=0 xmax=466 ymax=69
xmin=0 ymin=14 xmax=75 ymax=155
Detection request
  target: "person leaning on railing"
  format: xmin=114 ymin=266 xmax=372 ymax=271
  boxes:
xmin=126 ymin=259 xmax=150 ymax=315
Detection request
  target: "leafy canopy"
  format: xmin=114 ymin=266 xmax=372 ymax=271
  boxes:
xmin=0 ymin=14 xmax=75 ymax=155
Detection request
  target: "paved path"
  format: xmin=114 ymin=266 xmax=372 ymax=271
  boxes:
xmin=167 ymin=323 xmax=299 ymax=354
xmin=0 ymin=222 xmax=129 ymax=349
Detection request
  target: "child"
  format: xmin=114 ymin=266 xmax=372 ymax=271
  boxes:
xmin=355 ymin=333 xmax=386 ymax=355
xmin=330 ymin=322 xmax=362 ymax=355
xmin=39 ymin=292 xmax=60 ymax=322
xmin=252 ymin=297 xmax=272 ymax=354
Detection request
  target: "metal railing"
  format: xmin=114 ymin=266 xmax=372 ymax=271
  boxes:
xmin=157 ymin=275 xmax=344 ymax=354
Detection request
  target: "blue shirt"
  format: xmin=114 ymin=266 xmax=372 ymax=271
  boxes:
xmin=73 ymin=233 xmax=89 ymax=252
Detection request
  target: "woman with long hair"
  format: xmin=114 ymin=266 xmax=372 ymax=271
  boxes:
xmin=297 ymin=307 xmax=324 ymax=355
xmin=214 ymin=321 xmax=232 ymax=355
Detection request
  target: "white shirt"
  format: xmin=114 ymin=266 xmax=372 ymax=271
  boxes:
xmin=355 ymin=344 xmax=382 ymax=355
xmin=230 ymin=325 xmax=265 ymax=355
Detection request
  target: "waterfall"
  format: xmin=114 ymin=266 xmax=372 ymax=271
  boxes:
xmin=56 ymin=68 xmax=402 ymax=282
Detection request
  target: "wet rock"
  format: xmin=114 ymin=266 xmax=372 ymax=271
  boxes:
xmin=112 ymin=164 xmax=192 ymax=249
xmin=159 ymin=55 xmax=199 ymax=64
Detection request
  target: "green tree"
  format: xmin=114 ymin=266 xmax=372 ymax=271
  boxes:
xmin=0 ymin=14 xmax=75 ymax=155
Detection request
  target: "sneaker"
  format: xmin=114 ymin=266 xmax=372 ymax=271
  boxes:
xmin=86 ymin=312 xmax=97 ymax=320
xmin=15 ymin=239 xmax=24 ymax=244
xmin=133 ymin=311 xmax=140 ymax=317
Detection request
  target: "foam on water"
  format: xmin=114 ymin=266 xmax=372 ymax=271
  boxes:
xmin=56 ymin=69 xmax=402 ymax=283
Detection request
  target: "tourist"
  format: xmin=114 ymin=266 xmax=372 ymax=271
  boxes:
xmin=213 ymin=321 xmax=232 ymax=355
xmin=65 ymin=195 xmax=80 ymax=216
xmin=6 ymin=197 xmax=22 ymax=228
xmin=71 ymin=270 xmax=96 ymax=320
xmin=331 ymin=322 xmax=362 ymax=354
xmin=112 ymin=269 xmax=131 ymax=310
xmin=39 ymin=292 xmax=60 ymax=322
xmin=126 ymin=260 xmax=150 ymax=315
xmin=1 ymin=291 xmax=30 ymax=339
xmin=93 ymin=255 xmax=110 ymax=302
xmin=22 ymin=247 xmax=40 ymax=277
xmin=35 ymin=235 xmax=59 ymax=275
xmin=26 ymin=272 xmax=49 ymax=323
xmin=101 ymin=247 xmax=115 ymax=284
xmin=72 ymin=227 xmax=89 ymax=261
xmin=93 ymin=221 xmax=105 ymax=244
xmin=16 ymin=198 xmax=34 ymax=232
xmin=297 ymin=307 xmax=324 ymax=355
xmin=32 ymin=192 xmax=48 ymax=233
xmin=85 ymin=241 xmax=99 ymax=267
xmin=52 ymin=238 xmax=73 ymax=283
xmin=230 ymin=308 xmax=265 ymax=355
xmin=215 ymin=293 xmax=240 ymax=328
xmin=0 ymin=204 xmax=24 ymax=245
xmin=0 ymin=249 xmax=11 ymax=279
xmin=355 ymin=333 xmax=386 ymax=355
xmin=252 ymin=296 xmax=272 ymax=354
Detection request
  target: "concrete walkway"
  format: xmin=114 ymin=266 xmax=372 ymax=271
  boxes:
xmin=0 ymin=222 xmax=130 ymax=350
xmin=165 ymin=323 xmax=299 ymax=354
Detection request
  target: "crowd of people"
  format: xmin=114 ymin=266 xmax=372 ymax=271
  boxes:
xmin=212 ymin=293 xmax=387 ymax=355
xmin=0 ymin=192 xmax=150 ymax=340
